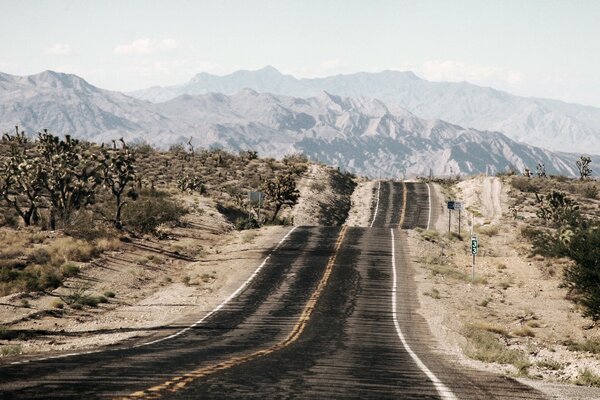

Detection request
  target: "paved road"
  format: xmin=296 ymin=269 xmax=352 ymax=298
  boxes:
xmin=0 ymin=181 xmax=545 ymax=399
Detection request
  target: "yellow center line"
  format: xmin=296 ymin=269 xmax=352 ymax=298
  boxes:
xmin=116 ymin=226 xmax=349 ymax=400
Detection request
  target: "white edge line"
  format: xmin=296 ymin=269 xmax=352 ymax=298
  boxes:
xmin=139 ymin=226 xmax=297 ymax=347
xmin=426 ymin=182 xmax=432 ymax=231
xmin=8 ymin=226 xmax=298 ymax=363
xmin=370 ymin=181 xmax=382 ymax=228
xmin=390 ymin=229 xmax=457 ymax=400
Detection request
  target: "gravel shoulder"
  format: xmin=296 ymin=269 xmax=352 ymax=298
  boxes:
xmin=407 ymin=177 xmax=600 ymax=399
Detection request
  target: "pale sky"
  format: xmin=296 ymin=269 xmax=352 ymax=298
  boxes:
xmin=2 ymin=0 xmax=600 ymax=106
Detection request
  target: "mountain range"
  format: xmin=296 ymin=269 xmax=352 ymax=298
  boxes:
xmin=0 ymin=70 xmax=584 ymax=177
xmin=130 ymin=66 xmax=600 ymax=155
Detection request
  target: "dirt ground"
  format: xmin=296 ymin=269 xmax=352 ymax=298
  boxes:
xmin=345 ymin=179 xmax=375 ymax=227
xmin=0 ymin=163 xmax=356 ymax=358
xmin=0 ymin=194 xmax=292 ymax=356
xmin=408 ymin=176 xmax=600 ymax=399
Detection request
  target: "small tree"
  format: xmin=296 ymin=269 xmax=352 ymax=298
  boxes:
xmin=262 ymin=174 xmax=299 ymax=221
xmin=37 ymin=130 xmax=99 ymax=229
xmin=523 ymin=167 xmax=532 ymax=178
xmin=564 ymin=226 xmax=600 ymax=322
xmin=576 ymin=156 xmax=592 ymax=181
xmin=98 ymin=139 xmax=136 ymax=229
xmin=536 ymin=163 xmax=547 ymax=178
xmin=535 ymin=190 xmax=580 ymax=228
xmin=0 ymin=127 xmax=44 ymax=226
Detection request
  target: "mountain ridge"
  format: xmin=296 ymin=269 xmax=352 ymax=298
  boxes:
xmin=0 ymin=70 xmax=586 ymax=178
xmin=129 ymin=66 xmax=600 ymax=154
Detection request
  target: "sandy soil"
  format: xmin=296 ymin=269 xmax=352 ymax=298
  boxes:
xmin=345 ymin=179 xmax=375 ymax=227
xmin=408 ymin=176 xmax=600 ymax=398
xmin=0 ymin=165 xmax=351 ymax=358
xmin=0 ymin=195 xmax=291 ymax=356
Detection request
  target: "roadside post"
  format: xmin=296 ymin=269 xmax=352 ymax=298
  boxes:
xmin=448 ymin=201 xmax=463 ymax=236
xmin=447 ymin=201 xmax=454 ymax=233
xmin=471 ymin=235 xmax=478 ymax=281
xmin=248 ymin=191 xmax=264 ymax=222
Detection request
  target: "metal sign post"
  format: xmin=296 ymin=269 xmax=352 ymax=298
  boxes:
xmin=447 ymin=201 xmax=463 ymax=235
xmin=447 ymin=201 xmax=454 ymax=233
xmin=471 ymin=235 xmax=478 ymax=281
xmin=248 ymin=191 xmax=264 ymax=222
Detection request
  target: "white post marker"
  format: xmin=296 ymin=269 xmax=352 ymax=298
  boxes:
xmin=471 ymin=235 xmax=478 ymax=281
xmin=390 ymin=229 xmax=457 ymax=400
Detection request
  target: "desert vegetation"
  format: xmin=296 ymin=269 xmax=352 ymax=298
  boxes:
xmin=0 ymin=127 xmax=316 ymax=298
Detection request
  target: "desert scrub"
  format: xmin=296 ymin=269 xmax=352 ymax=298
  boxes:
xmin=462 ymin=323 xmax=529 ymax=373
xmin=122 ymin=194 xmax=187 ymax=234
xmin=46 ymin=237 xmax=99 ymax=266
xmin=241 ymin=231 xmax=258 ymax=243
xmin=419 ymin=230 xmax=440 ymax=243
xmin=536 ymin=359 xmax=563 ymax=371
xmin=65 ymin=285 xmax=103 ymax=308
xmin=0 ymin=344 xmax=22 ymax=357
xmin=424 ymin=287 xmax=440 ymax=299
xmin=478 ymin=225 xmax=500 ymax=237
xmin=61 ymin=262 xmax=80 ymax=277
xmin=566 ymin=339 xmax=600 ymax=355
xmin=575 ymin=369 xmax=600 ymax=387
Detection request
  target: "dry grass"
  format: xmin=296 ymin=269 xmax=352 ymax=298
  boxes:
xmin=512 ymin=326 xmax=536 ymax=337
xmin=575 ymin=369 xmax=600 ymax=387
xmin=46 ymin=237 xmax=98 ymax=266
xmin=462 ymin=323 xmax=530 ymax=374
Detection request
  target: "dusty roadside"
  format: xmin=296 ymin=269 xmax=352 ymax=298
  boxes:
xmin=0 ymin=195 xmax=290 ymax=356
xmin=407 ymin=176 xmax=600 ymax=399
xmin=0 ymin=165 xmax=353 ymax=358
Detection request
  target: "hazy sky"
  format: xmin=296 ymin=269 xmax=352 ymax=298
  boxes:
xmin=2 ymin=0 xmax=600 ymax=106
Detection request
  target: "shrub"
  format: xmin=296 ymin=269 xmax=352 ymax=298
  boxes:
xmin=46 ymin=238 xmax=98 ymax=266
xmin=462 ymin=323 xmax=528 ymax=371
xmin=51 ymin=299 xmax=64 ymax=309
xmin=61 ymin=263 xmax=80 ymax=277
xmin=122 ymin=196 xmax=186 ymax=234
xmin=235 ymin=216 xmax=260 ymax=231
xmin=575 ymin=369 xmax=600 ymax=387
xmin=566 ymin=339 xmax=600 ymax=354
xmin=564 ymin=226 xmax=600 ymax=321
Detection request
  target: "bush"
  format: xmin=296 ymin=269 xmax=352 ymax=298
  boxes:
xmin=122 ymin=196 xmax=187 ymax=234
xmin=564 ymin=226 xmax=600 ymax=321
xmin=235 ymin=216 xmax=260 ymax=230
xmin=46 ymin=238 xmax=98 ymax=266
xmin=61 ymin=262 xmax=80 ymax=277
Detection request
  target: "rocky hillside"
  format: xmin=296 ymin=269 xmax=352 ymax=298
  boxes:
xmin=0 ymin=70 xmax=584 ymax=177
xmin=130 ymin=66 xmax=600 ymax=155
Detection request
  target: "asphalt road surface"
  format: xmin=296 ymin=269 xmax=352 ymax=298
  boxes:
xmin=0 ymin=181 xmax=546 ymax=399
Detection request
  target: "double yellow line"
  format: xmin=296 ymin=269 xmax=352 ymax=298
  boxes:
xmin=119 ymin=226 xmax=348 ymax=399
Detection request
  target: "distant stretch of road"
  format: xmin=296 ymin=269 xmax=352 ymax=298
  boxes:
xmin=0 ymin=181 xmax=546 ymax=399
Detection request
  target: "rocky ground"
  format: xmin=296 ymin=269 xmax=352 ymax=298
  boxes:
xmin=408 ymin=176 xmax=600 ymax=399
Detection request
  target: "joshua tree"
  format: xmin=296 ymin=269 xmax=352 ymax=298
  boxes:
xmin=37 ymin=130 xmax=99 ymax=229
xmin=576 ymin=156 xmax=592 ymax=181
xmin=98 ymin=139 xmax=136 ymax=229
xmin=262 ymin=174 xmax=299 ymax=221
xmin=536 ymin=163 xmax=547 ymax=178
xmin=0 ymin=127 xmax=44 ymax=226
